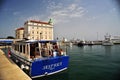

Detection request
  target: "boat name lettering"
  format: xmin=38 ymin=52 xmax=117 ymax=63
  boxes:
xmin=43 ymin=62 xmax=62 ymax=70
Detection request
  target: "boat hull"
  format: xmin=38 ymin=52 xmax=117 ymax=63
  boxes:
xmin=31 ymin=56 xmax=69 ymax=78
xmin=10 ymin=51 xmax=69 ymax=78
xmin=102 ymin=42 xmax=113 ymax=46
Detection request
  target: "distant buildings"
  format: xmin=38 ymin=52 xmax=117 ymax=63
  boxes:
xmin=15 ymin=19 xmax=54 ymax=40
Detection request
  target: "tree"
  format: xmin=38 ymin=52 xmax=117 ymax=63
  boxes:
xmin=7 ymin=36 xmax=15 ymax=39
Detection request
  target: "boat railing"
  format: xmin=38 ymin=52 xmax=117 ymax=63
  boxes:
xmin=11 ymin=51 xmax=32 ymax=67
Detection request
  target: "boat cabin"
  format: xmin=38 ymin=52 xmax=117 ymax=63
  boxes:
xmin=11 ymin=40 xmax=66 ymax=61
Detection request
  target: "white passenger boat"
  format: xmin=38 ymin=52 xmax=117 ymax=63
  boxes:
xmin=9 ymin=39 xmax=69 ymax=78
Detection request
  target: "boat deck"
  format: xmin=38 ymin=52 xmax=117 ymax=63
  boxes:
xmin=0 ymin=48 xmax=31 ymax=80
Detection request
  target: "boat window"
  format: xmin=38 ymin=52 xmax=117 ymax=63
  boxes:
xmin=17 ymin=45 xmax=19 ymax=51
xmin=15 ymin=45 xmax=17 ymax=51
xmin=20 ymin=45 xmax=22 ymax=53
xmin=36 ymin=47 xmax=39 ymax=52
xmin=26 ymin=44 xmax=29 ymax=55
xmin=23 ymin=45 xmax=25 ymax=53
xmin=30 ymin=44 xmax=36 ymax=58
xmin=15 ymin=45 xmax=19 ymax=51
xmin=35 ymin=47 xmax=40 ymax=56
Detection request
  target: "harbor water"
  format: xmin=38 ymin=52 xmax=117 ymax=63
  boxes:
xmin=34 ymin=45 xmax=120 ymax=80
xmin=3 ymin=45 xmax=120 ymax=80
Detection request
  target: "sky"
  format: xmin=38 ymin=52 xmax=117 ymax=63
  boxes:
xmin=0 ymin=0 xmax=120 ymax=40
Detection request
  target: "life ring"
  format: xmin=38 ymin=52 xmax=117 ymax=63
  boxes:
xmin=8 ymin=49 xmax=11 ymax=57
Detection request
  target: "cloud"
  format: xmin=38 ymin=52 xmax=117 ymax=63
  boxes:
xmin=13 ymin=11 xmax=20 ymax=15
xmin=21 ymin=1 xmax=86 ymax=24
xmin=47 ymin=2 xmax=86 ymax=24
xmin=20 ymin=14 xmax=45 ymax=22
xmin=110 ymin=8 xmax=117 ymax=13
xmin=86 ymin=16 xmax=99 ymax=21
xmin=26 ymin=15 xmax=40 ymax=21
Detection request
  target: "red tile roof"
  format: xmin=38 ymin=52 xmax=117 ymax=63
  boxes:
xmin=16 ymin=27 xmax=24 ymax=31
xmin=24 ymin=20 xmax=50 ymax=25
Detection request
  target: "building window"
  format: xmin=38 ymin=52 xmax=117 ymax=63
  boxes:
xmin=38 ymin=24 xmax=41 ymax=26
xmin=41 ymin=31 xmax=43 ymax=33
xmin=45 ymin=35 xmax=47 ymax=39
xmin=34 ymin=23 xmax=37 ymax=25
xmin=32 ymin=36 xmax=34 ymax=39
xmin=36 ymin=36 xmax=39 ymax=40
xmin=32 ymin=31 xmax=34 ymax=34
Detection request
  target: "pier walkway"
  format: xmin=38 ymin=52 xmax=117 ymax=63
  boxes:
xmin=0 ymin=47 xmax=31 ymax=80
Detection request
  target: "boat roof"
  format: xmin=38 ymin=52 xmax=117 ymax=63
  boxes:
xmin=0 ymin=39 xmax=13 ymax=43
xmin=14 ymin=39 xmax=57 ymax=44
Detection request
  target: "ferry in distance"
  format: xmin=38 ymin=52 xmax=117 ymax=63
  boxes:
xmin=102 ymin=34 xmax=113 ymax=46
xmin=8 ymin=39 xmax=69 ymax=78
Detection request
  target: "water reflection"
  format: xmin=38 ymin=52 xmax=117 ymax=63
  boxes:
xmin=104 ymin=46 xmax=112 ymax=57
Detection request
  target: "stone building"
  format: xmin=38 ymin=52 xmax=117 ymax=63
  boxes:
xmin=23 ymin=19 xmax=53 ymax=40
xmin=15 ymin=27 xmax=24 ymax=39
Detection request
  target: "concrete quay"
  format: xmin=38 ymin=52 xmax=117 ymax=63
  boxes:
xmin=0 ymin=47 xmax=31 ymax=80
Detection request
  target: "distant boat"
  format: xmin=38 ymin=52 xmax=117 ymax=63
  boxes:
xmin=87 ymin=41 xmax=94 ymax=46
xmin=102 ymin=34 xmax=113 ymax=46
xmin=9 ymin=39 xmax=69 ymax=78
xmin=111 ymin=36 xmax=120 ymax=44
xmin=69 ymin=42 xmax=73 ymax=47
xmin=77 ymin=40 xmax=86 ymax=47
xmin=102 ymin=41 xmax=113 ymax=46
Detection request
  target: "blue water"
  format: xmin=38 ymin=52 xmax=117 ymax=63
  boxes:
xmin=68 ymin=45 xmax=120 ymax=80
xmin=2 ymin=45 xmax=120 ymax=80
xmin=33 ymin=45 xmax=120 ymax=80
